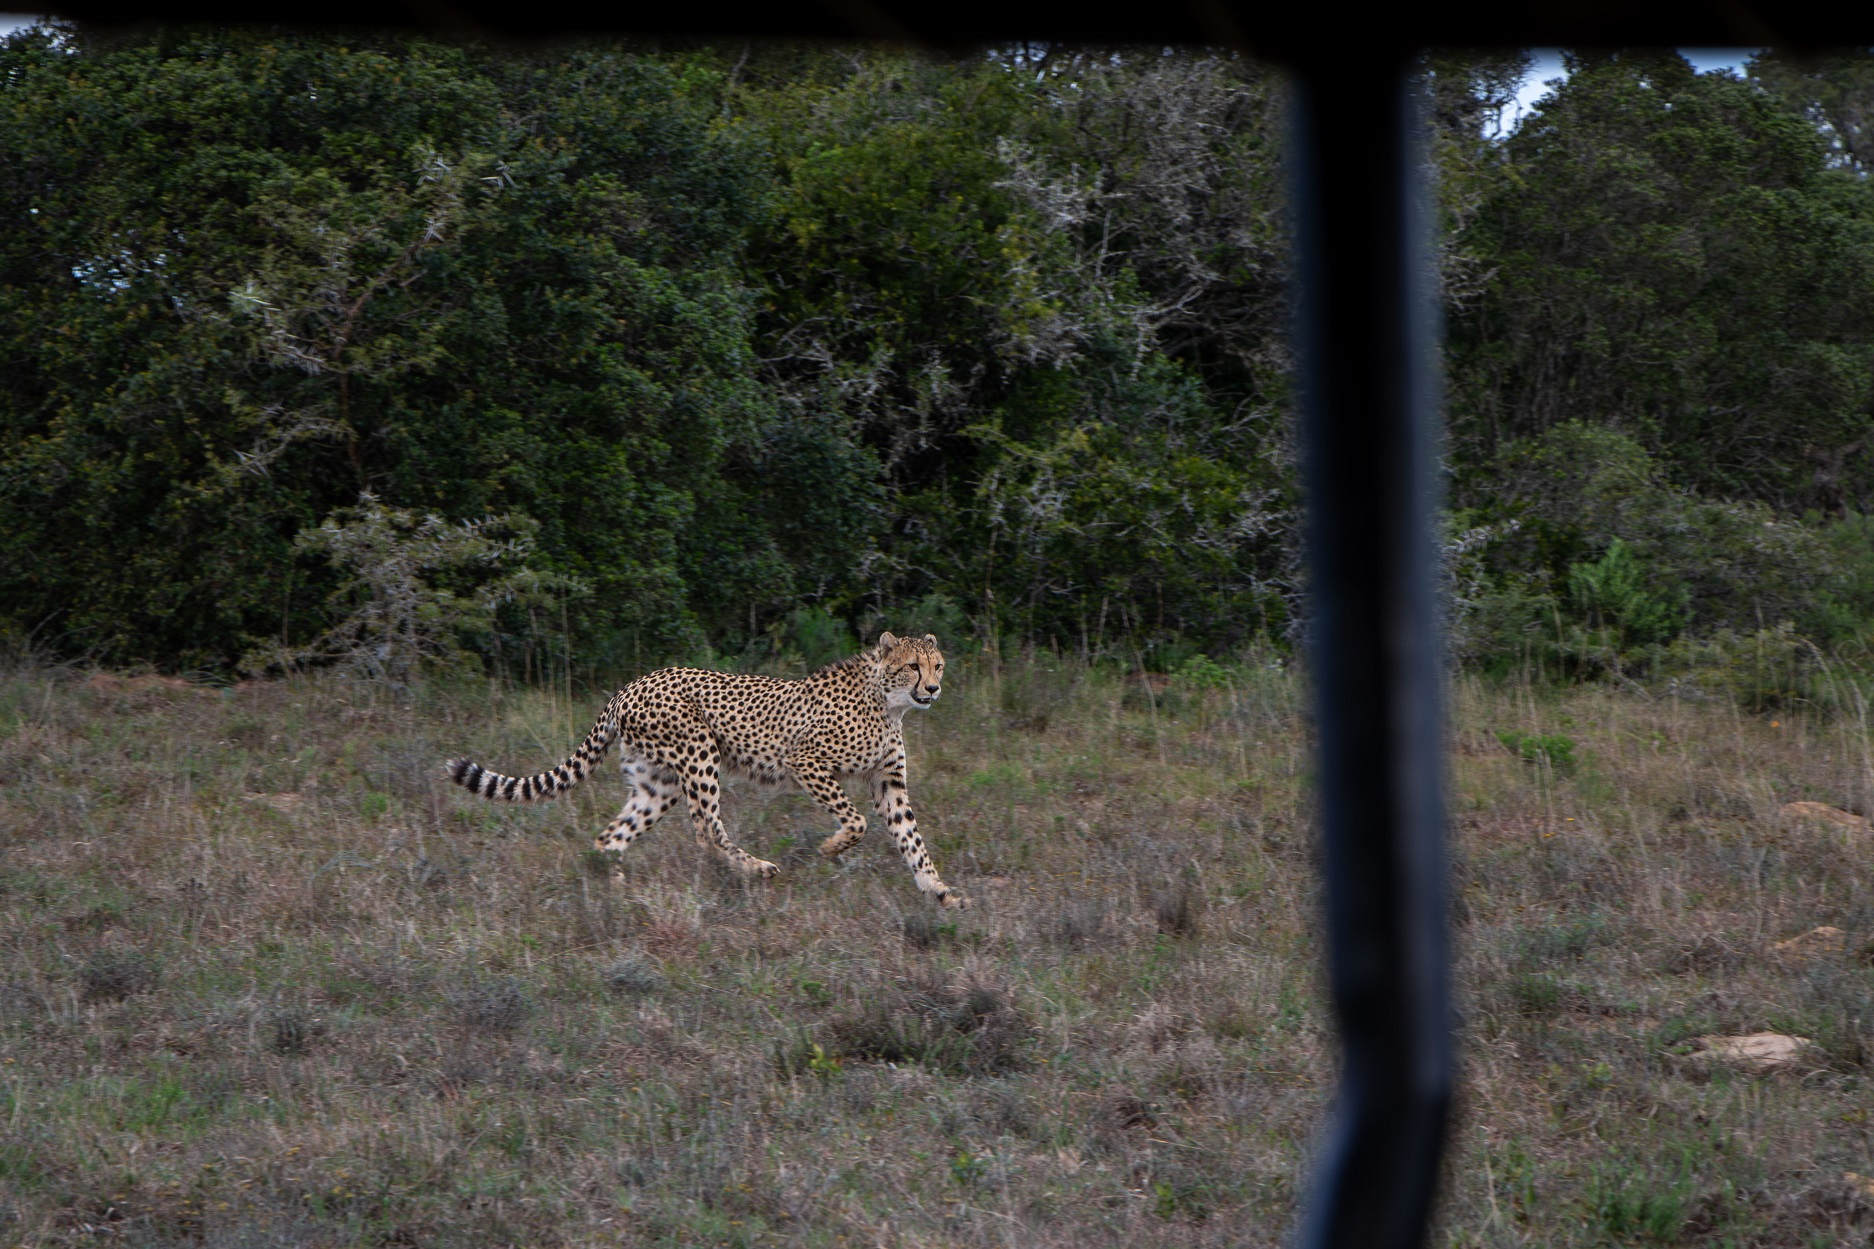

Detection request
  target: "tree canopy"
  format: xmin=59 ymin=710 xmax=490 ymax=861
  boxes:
xmin=5 ymin=28 xmax=1874 ymax=678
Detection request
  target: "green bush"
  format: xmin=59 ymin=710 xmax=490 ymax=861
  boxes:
xmin=1655 ymin=623 xmax=1823 ymax=711
xmin=1457 ymin=424 xmax=1837 ymax=679
xmin=1173 ymin=653 xmax=1235 ymax=692
xmin=1496 ymin=730 xmax=1578 ymax=774
xmin=1567 ymin=539 xmax=1687 ymax=649
xmin=1805 ymin=513 xmax=1874 ymax=645
xmin=781 ymin=607 xmax=858 ymax=670
xmin=241 ymin=494 xmax=586 ymax=688
xmin=0 ymin=31 xmax=871 ymax=671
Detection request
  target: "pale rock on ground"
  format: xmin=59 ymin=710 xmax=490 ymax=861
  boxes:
xmin=1683 ymin=1032 xmax=1819 ymax=1073
xmin=1779 ymin=800 xmax=1870 ymax=831
xmin=1771 ymin=925 xmax=1849 ymax=958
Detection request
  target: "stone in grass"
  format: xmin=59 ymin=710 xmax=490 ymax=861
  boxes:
xmin=604 ymin=957 xmax=664 ymax=997
xmin=1150 ymin=879 xmax=1203 ymax=938
xmin=1772 ymin=925 xmax=1849 ymax=959
xmin=268 ymin=1007 xmax=324 ymax=1057
xmin=1779 ymin=801 xmax=1870 ymax=831
xmin=450 ymin=977 xmax=533 ymax=1034
xmin=903 ymin=911 xmax=965 ymax=949
xmin=1682 ymin=1032 xmax=1819 ymax=1073
xmin=80 ymin=950 xmax=159 ymax=1002
xmin=0 ymin=982 xmax=44 ymax=1019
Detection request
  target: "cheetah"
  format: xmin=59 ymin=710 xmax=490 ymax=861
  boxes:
xmin=445 ymin=632 xmax=968 ymax=908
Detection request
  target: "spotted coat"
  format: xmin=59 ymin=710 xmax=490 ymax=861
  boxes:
xmin=446 ymin=632 xmax=967 ymax=908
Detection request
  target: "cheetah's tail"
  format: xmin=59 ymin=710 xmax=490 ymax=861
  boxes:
xmin=445 ymin=698 xmax=621 ymax=803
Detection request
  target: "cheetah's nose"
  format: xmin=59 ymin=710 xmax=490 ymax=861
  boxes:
xmin=923 ymin=685 xmax=940 ymax=694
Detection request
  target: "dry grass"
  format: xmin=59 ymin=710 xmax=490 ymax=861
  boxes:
xmin=0 ymin=656 xmax=1871 ymax=1246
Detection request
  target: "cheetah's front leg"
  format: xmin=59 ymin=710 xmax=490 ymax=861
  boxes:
xmin=869 ymin=760 xmax=969 ymax=910
xmin=787 ymin=755 xmax=868 ymax=857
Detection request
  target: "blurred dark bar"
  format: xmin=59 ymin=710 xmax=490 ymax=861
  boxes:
xmin=1289 ymin=59 xmax=1452 ymax=1249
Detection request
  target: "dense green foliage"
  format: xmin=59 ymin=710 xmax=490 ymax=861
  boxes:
xmin=0 ymin=29 xmax=817 ymax=669
xmin=1451 ymin=52 xmax=1874 ymax=510
xmin=5 ymin=27 xmax=1874 ymax=679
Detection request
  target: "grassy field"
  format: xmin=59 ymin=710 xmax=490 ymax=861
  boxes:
xmin=1 ymin=653 xmax=1872 ymax=1247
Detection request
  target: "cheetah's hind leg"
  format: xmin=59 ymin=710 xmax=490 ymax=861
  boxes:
xmin=592 ymin=760 xmax=683 ymax=878
xmin=670 ymin=730 xmax=779 ymax=879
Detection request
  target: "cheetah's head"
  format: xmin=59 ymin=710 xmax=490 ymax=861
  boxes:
xmin=877 ymin=632 xmax=944 ymax=712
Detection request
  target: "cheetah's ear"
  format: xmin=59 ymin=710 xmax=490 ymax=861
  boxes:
xmin=877 ymin=631 xmax=899 ymax=650
xmin=923 ymin=633 xmax=938 ymax=645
